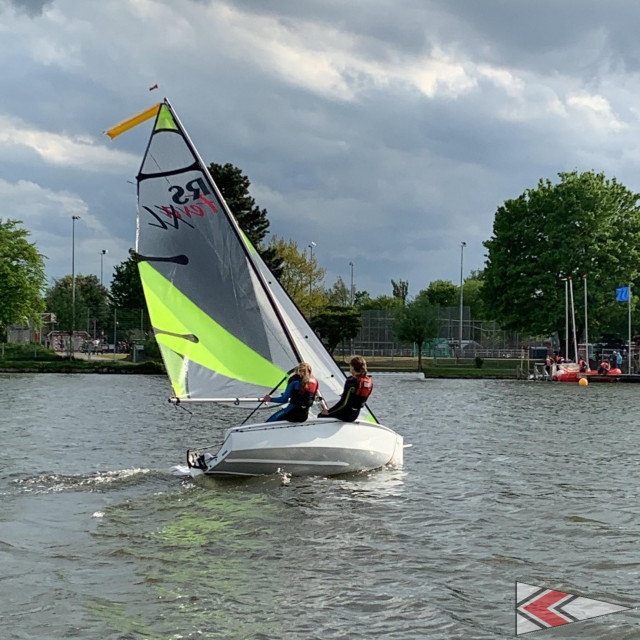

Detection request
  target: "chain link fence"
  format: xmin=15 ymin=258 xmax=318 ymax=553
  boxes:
xmin=352 ymin=308 xmax=525 ymax=358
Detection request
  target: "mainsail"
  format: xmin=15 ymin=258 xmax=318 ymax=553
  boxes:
xmin=136 ymin=100 xmax=375 ymax=421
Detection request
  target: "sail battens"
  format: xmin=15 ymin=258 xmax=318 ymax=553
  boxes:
xmin=154 ymin=329 xmax=199 ymax=343
xmin=137 ymin=254 xmax=189 ymax=265
xmin=137 ymin=161 xmax=200 ymax=181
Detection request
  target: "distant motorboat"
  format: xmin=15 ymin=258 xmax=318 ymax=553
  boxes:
xmin=552 ymin=362 xmax=622 ymax=382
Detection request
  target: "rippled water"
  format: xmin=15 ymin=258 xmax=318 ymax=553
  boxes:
xmin=2 ymin=373 xmax=640 ymax=639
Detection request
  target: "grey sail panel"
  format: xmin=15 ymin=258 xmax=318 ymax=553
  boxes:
xmin=136 ymin=103 xmax=297 ymax=399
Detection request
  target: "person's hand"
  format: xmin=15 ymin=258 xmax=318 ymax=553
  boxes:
xmin=262 ymin=394 xmax=271 ymax=403
xmin=320 ymin=408 xmax=328 ymax=415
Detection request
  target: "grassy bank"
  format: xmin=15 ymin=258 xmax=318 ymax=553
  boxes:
xmin=1 ymin=345 xmax=525 ymax=379
xmin=0 ymin=343 xmax=164 ymax=374
xmin=0 ymin=358 xmax=165 ymax=374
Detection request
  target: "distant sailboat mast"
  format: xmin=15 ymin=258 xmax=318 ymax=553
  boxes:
xmin=564 ymin=277 xmax=569 ymax=358
xmin=568 ymin=276 xmax=578 ymax=362
xmin=583 ymin=274 xmax=589 ymax=364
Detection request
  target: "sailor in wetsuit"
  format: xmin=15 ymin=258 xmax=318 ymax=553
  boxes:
xmin=318 ymin=355 xmax=373 ymax=422
xmin=262 ymin=362 xmax=319 ymax=422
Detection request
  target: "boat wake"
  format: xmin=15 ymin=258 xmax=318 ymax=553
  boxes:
xmin=8 ymin=468 xmax=154 ymax=495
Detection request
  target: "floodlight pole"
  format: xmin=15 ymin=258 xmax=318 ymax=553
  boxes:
xmin=71 ymin=215 xmax=80 ymax=359
xmin=459 ymin=241 xmax=466 ymax=357
xmin=349 ymin=261 xmax=354 ymax=305
xmin=100 ymin=249 xmax=108 ymax=287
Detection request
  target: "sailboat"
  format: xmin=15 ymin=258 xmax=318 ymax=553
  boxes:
xmin=127 ymin=99 xmax=404 ymax=478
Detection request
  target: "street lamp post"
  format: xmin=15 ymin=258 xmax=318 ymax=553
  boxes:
xmin=349 ymin=261 xmax=354 ymax=305
xmin=100 ymin=249 xmax=108 ymax=287
xmin=459 ymin=241 xmax=466 ymax=357
xmin=71 ymin=215 xmax=80 ymax=358
xmin=308 ymin=242 xmax=316 ymax=296
xmin=348 ymin=261 xmax=355 ymax=356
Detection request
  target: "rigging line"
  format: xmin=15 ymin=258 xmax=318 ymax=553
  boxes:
xmin=240 ymin=368 xmax=295 ymax=426
xmin=171 ymin=400 xmax=193 ymax=416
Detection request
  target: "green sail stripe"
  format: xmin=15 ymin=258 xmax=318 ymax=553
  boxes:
xmin=155 ymin=104 xmax=178 ymax=132
xmin=139 ymin=262 xmax=286 ymax=388
xmin=240 ymin=229 xmax=257 ymax=254
xmin=159 ymin=344 xmax=187 ymax=398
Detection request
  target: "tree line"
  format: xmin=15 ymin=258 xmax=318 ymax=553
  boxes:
xmin=3 ymin=168 xmax=640 ymax=357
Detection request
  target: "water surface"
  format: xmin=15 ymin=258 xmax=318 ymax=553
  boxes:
xmin=1 ymin=374 xmax=640 ymax=638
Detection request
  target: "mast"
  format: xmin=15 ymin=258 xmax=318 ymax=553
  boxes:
xmin=583 ymin=275 xmax=589 ymax=365
xmin=628 ymin=282 xmax=632 ymax=374
xmin=569 ymin=276 xmax=578 ymax=362
xmin=564 ymin=277 xmax=569 ymax=358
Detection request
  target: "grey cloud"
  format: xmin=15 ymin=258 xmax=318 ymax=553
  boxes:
xmin=1 ymin=0 xmax=54 ymax=17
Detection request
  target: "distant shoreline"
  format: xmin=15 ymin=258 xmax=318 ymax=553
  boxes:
xmin=0 ymin=363 xmax=516 ymax=379
xmin=0 ymin=360 xmax=165 ymax=375
xmin=0 ymin=353 xmax=522 ymax=378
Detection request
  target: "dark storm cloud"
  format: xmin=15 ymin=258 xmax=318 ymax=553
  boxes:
xmin=1 ymin=0 xmax=54 ymax=16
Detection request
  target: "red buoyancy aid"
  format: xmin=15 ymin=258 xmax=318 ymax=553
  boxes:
xmin=291 ymin=375 xmax=319 ymax=408
xmin=352 ymin=375 xmax=373 ymax=409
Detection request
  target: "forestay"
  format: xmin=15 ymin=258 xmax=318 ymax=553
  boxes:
xmin=136 ymin=100 xmax=375 ymax=421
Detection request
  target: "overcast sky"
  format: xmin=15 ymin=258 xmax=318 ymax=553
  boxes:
xmin=3 ymin=0 xmax=640 ymax=298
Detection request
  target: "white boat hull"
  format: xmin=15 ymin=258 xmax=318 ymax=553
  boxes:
xmin=187 ymin=418 xmax=404 ymax=478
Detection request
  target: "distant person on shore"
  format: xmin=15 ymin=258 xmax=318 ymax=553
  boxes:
xmin=545 ymin=354 xmax=554 ymax=377
xmin=616 ymin=351 xmax=623 ymax=369
xmin=318 ymin=355 xmax=373 ymax=422
xmin=262 ymin=362 xmax=318 ymax=423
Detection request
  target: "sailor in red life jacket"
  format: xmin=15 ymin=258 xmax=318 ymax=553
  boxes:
xmin=318 ymin=355 xmax=373 ymax=422
xmin=262 ymin=362 xmax=319 ymax=422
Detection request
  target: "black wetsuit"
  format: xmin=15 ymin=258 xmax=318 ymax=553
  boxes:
xmin=318 ymin=375 xmax=372 ymax=422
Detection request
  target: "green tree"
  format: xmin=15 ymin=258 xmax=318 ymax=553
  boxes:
xmin=0 ymin=219 xmax=46 ymax=341
xmin=267 ymin=236 xmax=326 ymax=316
xmin=483 ymin=171 xmax=640 ymax=352
xmin=392 ymin=298 xmax=439 ymax=370
xmin=353 ymin=290 xmax=372 ymax=308
xmin=462 ymin=278 xmax=485 ymax=319
xmin=310 ymin=305 xmax=361 ymax=354
xmin=422 ymin=279 xmax=458 ymax=306
xmin=360 ymin=294 xmax=403 ymax=311
xmin=110 ymin=249 xmax=150 ymax=337
xmin=207 ymin=162 xmax=282 ymax=277
xmin=45 ymin=274 xmax=110 ymax=336
xmin=325 ymin=276 xmax=350 ymax=306
xmin=391 ymin=278 xmax=409 ymax=305
xmin=111 ymin=249 xmax=144 ymax=309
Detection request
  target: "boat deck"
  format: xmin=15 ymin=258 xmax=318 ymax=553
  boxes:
xmin=578 ymin=373 xmax=640 ymax=383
